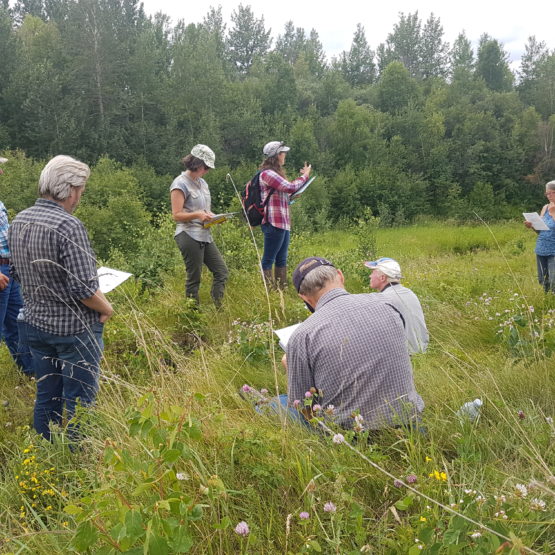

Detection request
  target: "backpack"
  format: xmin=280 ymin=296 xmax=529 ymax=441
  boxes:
xmin=241 ymin=171 xmax=275 ymax=226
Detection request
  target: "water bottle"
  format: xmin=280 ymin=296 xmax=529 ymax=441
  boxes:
xmin=456 ymin=398 xmax=483 ymax=422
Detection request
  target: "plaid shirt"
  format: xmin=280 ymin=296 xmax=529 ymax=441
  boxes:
xmin=287 ymin=288 xmax=424 ymax=430
xmin=8 ymin=199 xmax=100 ymax=336
xmin=260 ymin=170 xmax=307 ymax=231
xmin=0 ymin=201 xmax=10 ymax=258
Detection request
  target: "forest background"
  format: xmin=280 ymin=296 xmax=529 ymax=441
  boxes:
xmin=1 ymin=0 xmax=555 ymax=232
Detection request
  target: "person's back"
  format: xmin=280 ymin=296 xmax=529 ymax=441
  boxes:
xmin=10 ymin=199 xmax=99 ymax=335
xmin=287 ymin=287 xmax=424 ymax=430
xmin=379 ymin=284 xmax=428 ymax=354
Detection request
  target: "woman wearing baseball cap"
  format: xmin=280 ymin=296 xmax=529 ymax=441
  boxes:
xmin=170 ymin=145 xmax=228 ymax=306
xmin=258 ymin=141 xmax=311 ymax=287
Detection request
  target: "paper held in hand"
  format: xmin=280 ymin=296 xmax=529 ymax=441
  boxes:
xmin=289 ymin=176 xmax=316 ymax=205
xmin=523 ymin=212 xmax=549 ymax=231
xmin=98 ymin=266 xmax=133 ymax=294
xmin=202 ymin=212 xmax=239 ymax=228
xmin=274 ymin=323 xmax=301 ymax=351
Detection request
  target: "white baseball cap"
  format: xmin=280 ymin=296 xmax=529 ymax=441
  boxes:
xmin=190 ymin=144 xmax=215 ymax=168
xmin=364 ymin=257 xmax=403 ymax=280
xmin=263 ymin=141 xmax=290 ymax=157
xmin=0 ymin=157 xmax=8 ymax=164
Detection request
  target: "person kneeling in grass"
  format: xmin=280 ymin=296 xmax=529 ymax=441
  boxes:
xmin=283 ymin=257 xmax=424 ymax=431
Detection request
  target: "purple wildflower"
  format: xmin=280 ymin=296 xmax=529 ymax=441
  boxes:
xmin=312 ymin=404 xmax=322 ymax=412
xmin=406 ymin=474 xmax=417 ymax=484
xmin=234 ymin=521 xmax=249 ymax=536
xmin=305 ymin=391 xmax=312 ymax=398
xmin=323 ymin=502 xmax=337 ymax=513
xmin=260 ymin=388 xmax=268 ymax=395
xmin=241 ymin=384 xmax=252 ymax=393
xmin=299 ymin=511 xmax=310 ymax=520
xmin=394 ymin=479 xmax=403 ymax=488
xmin=293 ymin=399 xmax=301 ymax=408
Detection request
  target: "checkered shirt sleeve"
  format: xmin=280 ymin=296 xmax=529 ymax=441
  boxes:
xmin=260 ymin=170 xmax=307 ymax=231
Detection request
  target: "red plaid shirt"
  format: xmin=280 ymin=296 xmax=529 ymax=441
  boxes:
xmin=260 ymin=170 xmax=308 ymax=231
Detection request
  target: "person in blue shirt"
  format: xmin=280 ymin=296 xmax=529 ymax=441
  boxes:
xmin=0 ymin=157 xmax=33 ymax=376
xmin=524 ymin=180 xmax=555 ymax=293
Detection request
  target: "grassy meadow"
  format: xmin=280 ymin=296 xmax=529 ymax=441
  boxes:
xmin=0 ymin=220 xmax=554 ymax=554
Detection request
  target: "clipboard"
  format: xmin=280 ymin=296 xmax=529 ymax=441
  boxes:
xmin=289 ymin=176 xmax=316 ymax=205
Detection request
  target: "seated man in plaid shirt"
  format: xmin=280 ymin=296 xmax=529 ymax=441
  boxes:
xmin=9 ymin=155 xmax=113 ymax=441
xmin=285 ymin=257 xmax=424 ymax=431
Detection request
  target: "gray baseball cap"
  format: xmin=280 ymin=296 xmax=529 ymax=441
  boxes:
xmin=263 ymin=141 xmax=290 ymax=158
xmin=190 ymin=144 xmax=215 ymax=169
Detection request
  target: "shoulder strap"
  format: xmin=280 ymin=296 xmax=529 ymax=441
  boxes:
xmin=259 ymin=170 xmax=275 ymax=207
xmin=541 ymin=204 xmax=549 ymax=216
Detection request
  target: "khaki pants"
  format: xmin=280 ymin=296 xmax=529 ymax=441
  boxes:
xmin=175 ymin=231 xmax=228 ymax=305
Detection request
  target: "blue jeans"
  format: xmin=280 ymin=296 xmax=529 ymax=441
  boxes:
xmin=255 ymin=393 xmax=309 ymax=427
xmin=261 ymin=224 xmax=290 ymax=270
xmin=0 ymin=264 xmax=33 ymax=375
xmin=25 ymin=321 xmax=105 ymax=441
xmin=536 ymin=255 xmax=555 ymax=293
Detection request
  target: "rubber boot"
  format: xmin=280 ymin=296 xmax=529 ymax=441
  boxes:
xmin=274 ymin=266 xmax=288 ymax=289
xmin=262 ymin=268 xmax=274 ymax=288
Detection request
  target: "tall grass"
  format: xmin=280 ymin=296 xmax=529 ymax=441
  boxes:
xmin=0 ymin=221 xmax=553 ymax=554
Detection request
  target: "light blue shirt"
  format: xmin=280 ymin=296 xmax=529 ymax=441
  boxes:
xmin=0 ymin=201 xmax=10 ymax=258
xmin=535 ymin=208 xmax=555 ymax=257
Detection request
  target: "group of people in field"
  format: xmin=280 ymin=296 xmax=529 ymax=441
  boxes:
xmin=0 ymin=145 xmax=553 ymax=442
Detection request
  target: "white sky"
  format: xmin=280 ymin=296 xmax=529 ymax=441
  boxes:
xmin=141 ymin=0 xmax=555 ymax=69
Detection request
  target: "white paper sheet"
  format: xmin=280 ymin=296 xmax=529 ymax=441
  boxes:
xmin=523 ymin=212 xmax=549 ymax=231
xmin=274 ymin=323 xmax=301 ymax=350
xmin=97 ymin=266 xmax=133 ymax=293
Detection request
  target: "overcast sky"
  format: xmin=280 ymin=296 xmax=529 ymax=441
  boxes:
xmin=140 ymin=0 xmax=554 ymax=70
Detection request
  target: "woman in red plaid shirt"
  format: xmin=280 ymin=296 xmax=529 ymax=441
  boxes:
xmin=259 ymin=141 xmax=311 ymax=287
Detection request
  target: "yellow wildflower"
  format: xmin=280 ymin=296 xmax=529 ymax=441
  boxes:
xmin=425 ymin=456 xmax=432 ymax=462
xmin=419 ymin=516 xmax=427 ymax=522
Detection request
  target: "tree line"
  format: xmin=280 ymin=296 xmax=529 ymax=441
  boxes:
xmin=1 ymin=0 xmax=555 ymax=223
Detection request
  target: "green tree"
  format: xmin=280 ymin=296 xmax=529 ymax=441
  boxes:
xmin=420 ymin=13 xmax=449 ymax=79
xmin=450 ymin=32 xmax=474 ymax=78
xmin=340 ymin=23 xmax=375 ymax=87
xmin=475 ymin=35 xmax=513 ymax=92
xmin=377 ymin=12 xmax=421 ymax=78
xmin=226 ymin=4 xmax=271 ymax=75
xmin=376 ymin=61 xmax=419 ymax=114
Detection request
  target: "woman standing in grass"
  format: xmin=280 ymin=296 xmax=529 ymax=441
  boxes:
xmin=259 ymin=141 xmax=311 ymax=288
xmin=170 ymin=145 xmax=228 ymax=307
xmin=525 ymin=180 xmax=555 ymax=293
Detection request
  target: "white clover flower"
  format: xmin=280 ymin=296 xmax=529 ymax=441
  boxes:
xmin=332 ymin=433 xmax=345 ymax=444
xmin=530 ymin=498 xmax=546 ymax=512
xmin=176 ymin=472 xmax=187 ymax=481
xmin=470 ymin=531 xmax=482 ymax=539
xmin=514 ymin=483 xmax=528 ymax=498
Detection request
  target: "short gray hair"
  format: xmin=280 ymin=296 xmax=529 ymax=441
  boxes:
xmin=546 ymin=180 xmax=555 ymax=192
xmin=299 ymin=265 xmax=339 ymax=296
xmin=38 ymin=155 xmax=90 ymax=201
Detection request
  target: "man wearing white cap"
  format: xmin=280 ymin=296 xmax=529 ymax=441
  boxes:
xmin=365 ymin=257 xmax=429 ymax=355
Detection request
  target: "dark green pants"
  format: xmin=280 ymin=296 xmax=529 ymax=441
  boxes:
xmin=175 ymin=231 xmax=228 ymax=305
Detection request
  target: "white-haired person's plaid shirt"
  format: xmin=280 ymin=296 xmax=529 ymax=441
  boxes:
xmin=287 ymin=289 xmax=424 ymax=430
xmin=8 ymin=198 xmax=99 ymax=336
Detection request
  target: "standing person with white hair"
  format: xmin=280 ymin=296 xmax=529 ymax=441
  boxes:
xmin=0 ymin=156 xmax=34 ymax=376
xmin=366 ymin=257 xmax=429 ymax=355
xmin=524 ymin=180 xmax=555 ymax=293
xmin=258 ymin=141 xmax=311 ymax=288
xmin=9 ymin=155 xmax=113 ymax=441
xmin=170 ymin=145 xmax=228 ymax=307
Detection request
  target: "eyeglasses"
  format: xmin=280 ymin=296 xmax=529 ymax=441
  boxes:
xmin=545 ymin=191 xmax=555 ymax=197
